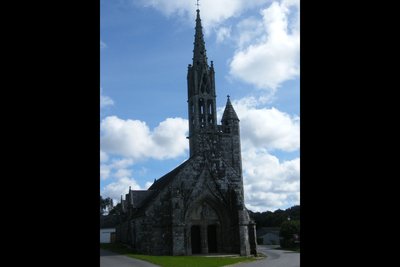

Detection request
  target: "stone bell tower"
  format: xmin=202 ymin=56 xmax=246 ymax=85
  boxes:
xmin=187 ymin=9 xmax=218 ymax=157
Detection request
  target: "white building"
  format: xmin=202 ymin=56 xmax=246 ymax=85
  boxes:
xmin=100 ymin=228 xmax=116 ymax=243
xmin=257 ymin=227 xmax=281 ymax=245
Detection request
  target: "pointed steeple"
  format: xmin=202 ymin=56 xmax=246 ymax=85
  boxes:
xmin=187 ymin=6 xmax=217 ymax=157
xmin=193 ymin=9 xmax=208 ymax=66
xmin=222 ymin=95 xmax=239 ymax=123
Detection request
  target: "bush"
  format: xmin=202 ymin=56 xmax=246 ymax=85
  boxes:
xmin=279 ymin=220 xmax=300 ymax=249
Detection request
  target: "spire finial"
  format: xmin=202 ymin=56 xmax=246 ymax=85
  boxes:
xmin=196 ymin=0 xmax=200 ymax=10
xmin=227 ymin=94 xmax=230 ymax=99
xmin=193 ymin=0 xmax=207 ymax=66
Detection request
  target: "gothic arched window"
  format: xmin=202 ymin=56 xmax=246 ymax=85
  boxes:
xmin=208 ymin=101 xmax=213 ymax=115
xmin=199 ymin=98 xmax=204 ymax=115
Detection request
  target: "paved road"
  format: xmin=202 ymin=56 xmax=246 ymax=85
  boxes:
xmin=100 ymin=249 xmax=160 ymax=267
xmin=101 ymin=246 xmax=299 ymax=267
xmin=232 ymin=245 xmax=299 ymax=267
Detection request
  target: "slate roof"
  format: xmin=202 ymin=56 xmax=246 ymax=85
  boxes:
xmin=221 ymin=97 xmax=239 ymax=123
xmin=148 ymin=159 xmax=191 ymax=191
xmin=129 ymin=190 xmax=153 ymax=208
xmin=129 ymin=158 xmax=192 ymax=217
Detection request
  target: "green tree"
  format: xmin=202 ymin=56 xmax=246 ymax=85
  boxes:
xmin=108 ymin=203 xmax=122 ymax=216
xmin=100 ymin=195 xmax=113 ymax=215
xmin=249 ymin=205 xmax=300 ymax=228
xmin=279 ymin=220 xmax=300 ymax=249
xmin=286 ymin=205 xmax=300 ymax=220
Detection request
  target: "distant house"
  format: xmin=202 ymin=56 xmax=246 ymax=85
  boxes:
xmin=100 ymin=215 xmax=118 ymax=243
xmin=257 ymin=227 xmax=281 ymax=245
xmin=100 ymin=228 xmax=116 ymax=243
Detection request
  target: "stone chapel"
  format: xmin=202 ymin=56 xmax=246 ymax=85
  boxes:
xmin=115 ymin=8 xmax=257 ymax=256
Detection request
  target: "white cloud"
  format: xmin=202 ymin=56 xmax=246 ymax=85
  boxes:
xmin=138 ymin=0 xmax=268 ymax=30
xmin=230 ymin=0 xmax=299 ymax=90
xmin=101 ymin=176 xmax=142 ymax=203
xmin=242 ymin=147 xmax=299 ymax=212
xmin=216 ymin=26 xmax=231 ymax=43
xmin=101 ymin=95 xmax=114 ymax=108
xmin=100 ymin=158 xmax=134 ymax=181
xmin=219 ymin=97 xmax=299 ymax=152
xmin=100 ymin=88 xmax=114 ymax=108
xmin=110 ymin=158 xmax=134 ymax=169
xmin=100 ymin=150 xmax=109 ymax=162
xmin=100 ymin=116 xmax=189 ymax=161
xmin=100 ymin=156 xmax=155 ymax=204
xmin=100 ymin=40 xmax=107 ymax=49
xmin=235 ymin=17 xmax=264 ymax=48
xmin=114 ymin=168 xmax=132 ymax=179
xmin=240 ymin=107 xmax=299 ymax=152
xmin=100 ymin=164 xmax=111 ymax=180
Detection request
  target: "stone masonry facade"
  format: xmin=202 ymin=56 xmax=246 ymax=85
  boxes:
xmin=115 ymin=8 xmax=257 ymax=256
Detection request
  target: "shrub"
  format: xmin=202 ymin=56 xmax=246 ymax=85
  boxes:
xmin=279 ymin=220 xmax=300 ymax=249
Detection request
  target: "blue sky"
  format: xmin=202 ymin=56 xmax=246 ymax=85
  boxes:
xmin=100 ymin=0 xmax=299 ymax=212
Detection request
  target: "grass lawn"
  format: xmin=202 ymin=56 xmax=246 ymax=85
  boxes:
xmin=101 ymin=243 xmax=257 ymax=267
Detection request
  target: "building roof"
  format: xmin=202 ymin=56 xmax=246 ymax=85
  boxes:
xmin=148 ymin=159 xmax=191 ymax=191
xmin=129 ymin=190 xmax=153 ymax=208
xmin=221 ymin=97 xmax=239 ymax=123
xmin=126 ymin=158 xmax=193 ymax=217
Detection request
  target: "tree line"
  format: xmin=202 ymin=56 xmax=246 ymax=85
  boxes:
xmin=249 ymin=205 xmax=300 ymax=228
xmin=249 ymin=205 xmax=300 ymax=249
xmin=100 ymin=195 xmax=114 ymax=215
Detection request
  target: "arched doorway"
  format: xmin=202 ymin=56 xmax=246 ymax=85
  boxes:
xmin=187 ymin=201 xmax=223 ymax=254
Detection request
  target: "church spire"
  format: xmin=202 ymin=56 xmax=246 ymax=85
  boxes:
xmin=222 ymin=95 xmax=239 ymax=123
xmin=193 ymin=8 xmax=208 ymax=66
xmin=187 ymin=5 xmax=217 ymax=157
